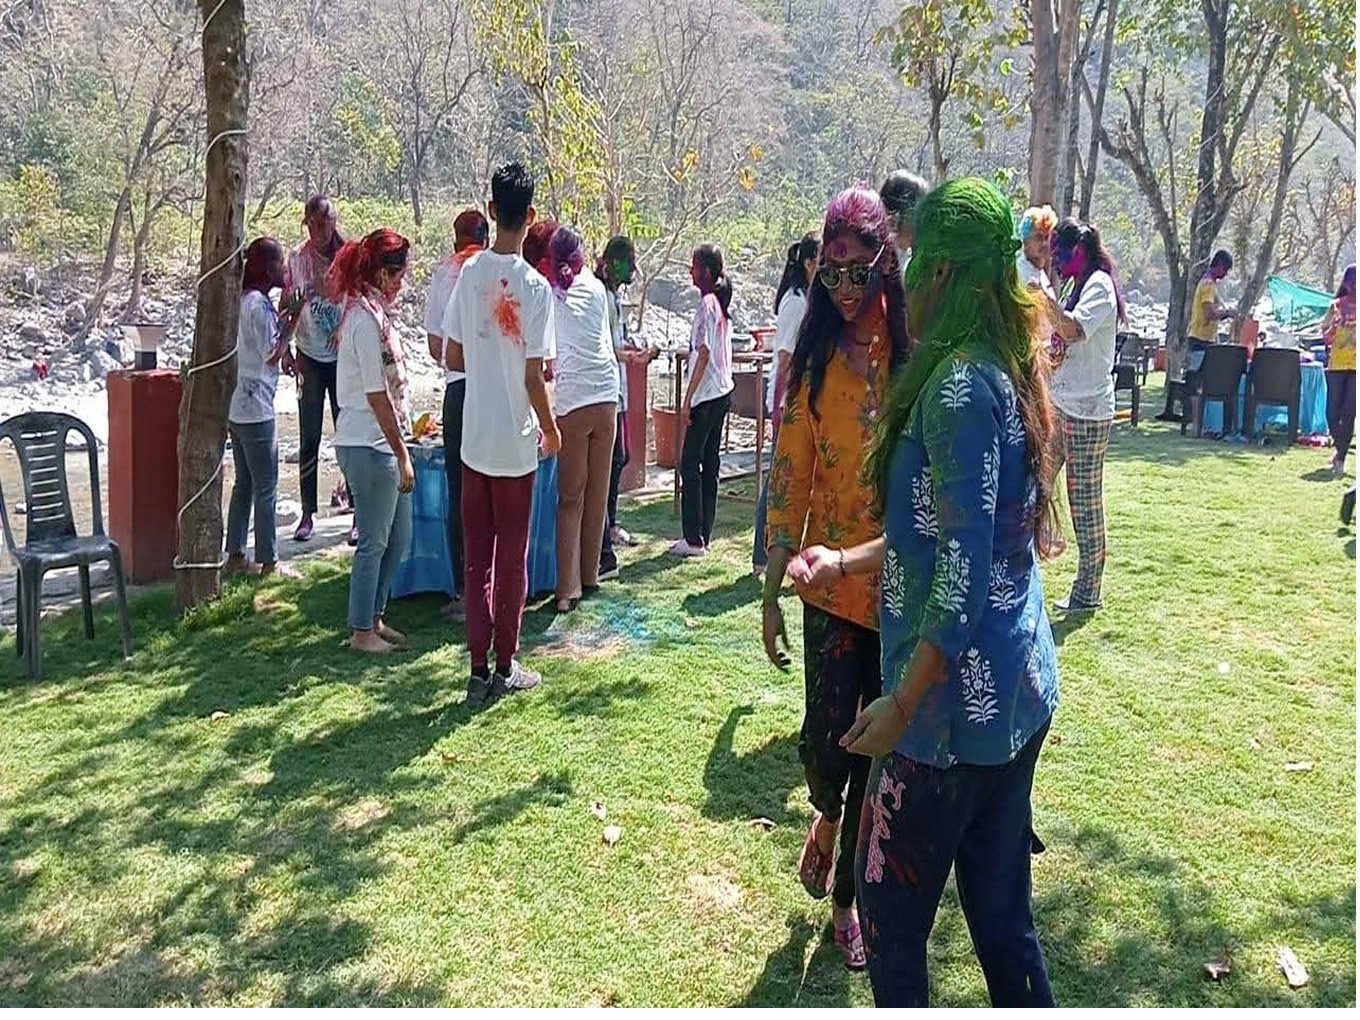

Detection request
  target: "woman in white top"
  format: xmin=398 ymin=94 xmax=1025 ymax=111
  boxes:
xmin=225 ymin=238 xmax=293 ymax=576
xmin=1042 ymin=218 xmax=1125 ymax=614
xmin=753 ymin=232 xmax=819 ymax=571
xmin=546 ymin=226 xmax=620 ymax=612
xmin=328 ymin=228 xmax=415 ymax=654
xmin=672 ymin=243 xmax=735 ymax=557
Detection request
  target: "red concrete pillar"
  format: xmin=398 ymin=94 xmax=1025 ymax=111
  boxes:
xmin=621 ymin=359 xmax=649 ymax=492
xmin=107 ymin=369 xmax=182 ymax=584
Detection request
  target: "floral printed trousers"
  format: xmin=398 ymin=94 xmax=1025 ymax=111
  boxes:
xmin=855 ymin=723 xmax=1054 ymax=1007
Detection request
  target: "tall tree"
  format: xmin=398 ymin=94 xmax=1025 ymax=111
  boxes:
xmin=1077 ymin=0 xmax=1118 ymax=218
xmin=176 ymin=0 xmax=248 ymax=612
xmin=372 ymin=0 xmax=477 ymax=227
xmin=1028 ymin=0 xmax=1082 ymax=204
xmin=1092 ymin=0 xmax=1281 ymax=407
xmin=881 ymin=0 xmax=1006 ymax=181
xmin=1058 ymin=0 xmax=1106 ymax=215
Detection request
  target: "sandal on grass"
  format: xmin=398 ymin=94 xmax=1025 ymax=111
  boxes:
xmin=797 ymin=813 xmax=834 ymax=900
xmin=833 ymin=916 xmax=868 ymax=971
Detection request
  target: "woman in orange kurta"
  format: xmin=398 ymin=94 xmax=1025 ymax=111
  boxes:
xmin=762 ymin=185 xmax=911 ymax=970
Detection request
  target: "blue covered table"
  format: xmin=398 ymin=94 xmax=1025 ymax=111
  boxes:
xmin=390 ymin=443 xmax=559 ymax=600
xmin=1200 ymin=360 xmax=1328 ymax=437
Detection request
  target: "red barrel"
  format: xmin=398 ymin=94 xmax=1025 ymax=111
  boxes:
xmin=107 ymin=369 xmax=181 ymax=583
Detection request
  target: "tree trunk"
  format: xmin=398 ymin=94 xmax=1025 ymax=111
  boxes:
xmin=124 ymin=204 xmax=155 ymax=322
xmin=176 ymin=0 xmax=249 ymax=612
xmin=1079 ymin=0 xmax=1118 ymax=219
xmin=1234 ymin=82 xmax=1314 ymax=339
xmin=84 ymin=185 xmax=133 ymax=337
xmin=1176 ymin=0 xmax=1230 ymax=375
xmin=1059 ymin=0 xmax=1104 ymax=216
xmin=410 ymin=168 xmax=424 ymax=228
xmin=929 ymin=90 xmax=948 ymax=181
xmin=1028 ymin=0 xmax=1081 ymax=205
xmin=1059 ymin=61 xmax=1082 ymax=215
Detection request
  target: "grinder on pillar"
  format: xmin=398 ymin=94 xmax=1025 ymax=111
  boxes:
xmin=121 ymin=322 xmax=167 ymax=371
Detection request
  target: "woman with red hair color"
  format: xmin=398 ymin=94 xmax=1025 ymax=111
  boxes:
xmin=327 ymin=228 xmax=414 ymax=654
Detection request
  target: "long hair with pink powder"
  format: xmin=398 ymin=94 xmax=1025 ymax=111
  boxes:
xmin=788 ymin=184 xmax=912 ymax=416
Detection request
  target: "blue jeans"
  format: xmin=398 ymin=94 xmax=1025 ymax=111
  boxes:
xmin=856 ymin=723 xmax=1054 ymax=1007
xmin=226 ymin=419 xmax=278 ymax=565
xmin=337 ymin=445 xmax=413 ymax=631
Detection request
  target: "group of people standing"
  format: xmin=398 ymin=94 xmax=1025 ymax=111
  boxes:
xmin=218 ymin=152 xmax=1352 ymax=1008
xmin=752 ymin=168 xmax=1143 ymax=1004
xmin=222 ymin=162 xmax=728 ymax=702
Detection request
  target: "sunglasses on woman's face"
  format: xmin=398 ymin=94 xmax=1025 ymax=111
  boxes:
xmin=818 ymin=245 xmax=886 ymax=291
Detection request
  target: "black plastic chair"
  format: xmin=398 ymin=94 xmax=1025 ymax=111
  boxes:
xmin=1245 ymin=347 xmax=1302 ymax=444
xmin=1113 ymin=335 xmax=1142 ymax=427
xmin=0 ymin=412 xmax=132 ymax=680
xmin=1182 ymin=344 xmax=1249 ymax=437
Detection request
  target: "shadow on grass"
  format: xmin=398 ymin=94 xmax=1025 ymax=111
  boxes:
xmin=1049 ymin=612 xmax=1095 ymax=647
xmin=739 ymin=914 xmax=853 ymax=1007
xmin=0 ymin=562 xmax=483 ymax=1005
xmin=682 ymin=573 xmax=762 ymax=618
xmin=1038 ymin=823 xmax=1357 ymax=1007
xmin=448 ymin=770 xmax=573 ymax=845
xmin=702 ymin=705 xmax=802 ymax=826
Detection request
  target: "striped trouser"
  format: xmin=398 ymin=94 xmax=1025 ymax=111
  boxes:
xmin=1053 ymin=412 xmax=1111 ymax=604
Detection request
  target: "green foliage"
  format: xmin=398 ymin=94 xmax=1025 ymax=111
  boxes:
xmin=0 ymin=163 xmax=100 ymax=261
xmin=879 ymin=0 xmax=1016 ymax=151
xmin=472 ymin=0 xmax=609 ymax=242
xmin=331 ymin=74 xmax=404 ymax=197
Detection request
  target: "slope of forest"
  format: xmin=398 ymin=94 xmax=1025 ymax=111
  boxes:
xmin=0 ymin=0 xmax=1352 ymax=360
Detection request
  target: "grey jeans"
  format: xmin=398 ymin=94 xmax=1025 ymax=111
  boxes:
xmin=226 ymin=418 xmax=279 ymax=565
xmin=337 ymin=445 xmax=413 ymax=631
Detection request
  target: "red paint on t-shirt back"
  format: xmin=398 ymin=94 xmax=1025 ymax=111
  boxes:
xmin=493 ymin=279 xmax=523 ymax=345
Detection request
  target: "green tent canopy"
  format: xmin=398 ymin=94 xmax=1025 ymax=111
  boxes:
xmin=1267 ymin=275 xmax=1333 ymax=328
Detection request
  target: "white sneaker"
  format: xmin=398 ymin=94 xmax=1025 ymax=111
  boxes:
xmin=612 ymin=525 xmax=638 ymax=547
xmin=669 ymin=539 xmax=707 ymax=558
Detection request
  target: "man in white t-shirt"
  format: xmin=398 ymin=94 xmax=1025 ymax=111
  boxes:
xmin=444 ymin=162 xmax=558 ymax=705
xmin=423 ymin=208 xmax=488 ymax=620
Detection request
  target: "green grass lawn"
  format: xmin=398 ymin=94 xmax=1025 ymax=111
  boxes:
xmin=0 ymin=399 xmax=1354 ymax=1006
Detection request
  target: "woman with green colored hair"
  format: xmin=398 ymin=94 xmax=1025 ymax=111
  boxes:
xmin=789 ymin=178 xmax=1061 ymax=1006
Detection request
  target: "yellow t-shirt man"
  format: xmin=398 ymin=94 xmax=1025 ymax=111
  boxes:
xmin=1188 ymin=276 xmax=1220 ymax=343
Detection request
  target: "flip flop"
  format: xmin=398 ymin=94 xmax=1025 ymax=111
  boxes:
xmin=833 ymin=916 xmax=868 ymax=972
xmin=797 ymin=813 xmax=834 ymax=900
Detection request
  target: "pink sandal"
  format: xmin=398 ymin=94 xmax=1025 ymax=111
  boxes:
xmin=798 ymin=813 xmax=834 ymax=900
xmin=833 ymin=915 xmax=868 ymax=971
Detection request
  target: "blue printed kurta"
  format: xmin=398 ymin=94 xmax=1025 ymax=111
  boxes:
xmin=880 ymin=355 xmax=1059 ymax=767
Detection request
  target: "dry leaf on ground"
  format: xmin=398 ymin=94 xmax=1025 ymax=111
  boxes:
xmin=602 ymin=825 xmax=622 ymax=846
xmin=1284 ymin=761 xmax=1314 ymax=773
xmin=209 ymin=710 xmax=229 ymax=723
xmin=1203 ymin=949 xmax=1232 ymax=981
xmin=439 ymin=752 xmax=460 ymax=765
xmin=590 ymin=801 xmax=608 ymax=821
xmin=1277 ymin=947 xmax=1309 ymax=989
xmin=748 ymin=817 xmax=776 ymax=831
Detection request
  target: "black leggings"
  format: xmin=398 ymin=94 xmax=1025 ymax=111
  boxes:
xmin=297 ymin=352 xmax=342 ymax=515
xmin=802 ymin=603 xmax=882 ymax=908
xmin=1326 ymin=370 xmax=1355 ymax=463
xmin=680 ymin=393 xmax=729 ymax=546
